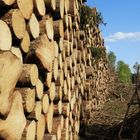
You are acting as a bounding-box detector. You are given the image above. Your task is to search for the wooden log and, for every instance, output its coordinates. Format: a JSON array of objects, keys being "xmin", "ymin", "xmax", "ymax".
[
  {"xmin": 61, "ymin": 128, "xmax": 69, "ymax": 140},
  {"xmin": 79, "ymin": 83, "xmax": 84, "ymax": 95},
  {"xmin": 52, "ymin": 58, "xmax": 58, "ymax": 81},
  {"xmin": 43, "ymin": 134, "xmax": 56, "ymax": 140},
  {"xmin": 12, "ymin": 9, "xmax": 26, "ymax": 39},
  {"xmin": 66, "ymin": 71, "xmax": 71, "ymax": 89},
  {"xmin": 42, "ymin": 94, "xmax": 49, "ymax": 114},
  {"xmin": 21, "ymin": 120, "xmax": 36, "ymax": 140},
  {"xmin": 39, "ymin": 14, "xmax": 54, "ymax": 40},
  {"xmin": 70, "ymin": 93, "xmax": 76, "ymax": 111},
  {"xmin": 86, "ymin": 66, "xmax": 93, "ymax": 78},
  {"xmin": 63, "ymin": 79, "xmax": 68, "ymax": 96},
  {"xmin": 0, "ymin": 0, "xmax": 16, "ymax": 5},
  {"xmin": 63, "ymin": 60, "xmax": 68, "ymax": 78},
  {"xmin": 62, "ymin": 88, "xmax": 71, "ymax": 102},
  {"xmin": 70, "ymin": 66, "xmax": 77, "ymax": 76},
  {"xmin": 62, "ymin": 47, "xmax": 66, "ymax": 61},
  {"xmin": 27, "ymin": 101, "xmax": 42, "ymax": 121},
  {"xmin": 64, "ymin": 117, "xmax": 69, "ymax": 129},
  {"xmin": 17, "ymin": 0, "xmax": 33, "ymax": 19},
  {"xmin": 77, "ymin": 40, "xmax": 83, "ymax": 50},
  {"xmin": 53, "ymin": 101, "xmax": 62, "ymax": 116},
  {"xmin": 63, "ymin": 40, "xmax": 70, "ymax": 57},
  {"xmin": 1, "ymin": 9, "xmax": 26, "ymax": 39},
  {"xmin": 77, "ymin": 50, "xmax": 81, "ymax": 63},
  {"xmin": 11, "ymin": 46, "xmax": 23, "ymax": 63},
  {"xmin": 25, "ymin": 34, "xmax": 54, "ymax": 72},
  {"xmin": 56, "ymin": 70, "xmax": 64, "ymax": 87},
  {"xmin": 64, "ymin": 0, "xmax": 69, "ymax": 14},
  {"xmin": 83, "ymin": 100, "xmax": 91, "ymax": 119},
  {"xmin": 68, "ymin": 15, "xmax": 72, "ymax": 30},
  {"xmin": 36, "ymin": 114, "xmax": 46, "ymax": 140},
  {"xmin": 72, "ymin": 20, "xmax": 79, "ymax": 30},
  {"xmin": 0, "ymin": 20, "xmax": 12, "ymax": 50},
  {"xmin": 45, "ymin": 102, "xmax": 54, "ymax": 133},
  {"xmin": 44, "ymin": 0, "xmax": 56, "ymax": 11},
  {"xmin": 54, "ymin": 41, "xmax": 59, "ymax": 58},
  {"xmin": 46, "ymin": 82, "xmax": 55, "ymax": 101},
  {"xmin": 62, "ymin": 103, "xmax": 70, "ymax": 117},
  {"xmin": 52, "ymin": 121, "xmax": 61, "ymax": 140},
  {"xmin": 69, "ymin": 30, "xmax": 73, "ymax": 43},
  {"xmin": 69, "ymin": 111, "xmax": 73, "ymax": 127},
  {"xmin": 69, "ymin": 0, "xmax": 77, "ymax": 16},
  {"xmin": 53, "ymin": 20, "xmax": 64, "ymax": 40},
  {"xmin": 58, "ymin": 53, "xmax": 63, "ymax": 69},
  {"xmin": 71, "ymin": 76, "xmax": 75, "ymax": 90},
  {"xmin": 80, "ymin": 30, "xmax": 85, "ymax": 40},
  {"xmin": 33, "ymin": 0, "xmax": 46, "ymax": 16},
  {"xmin": 0, "ymin": 51, "xmax": 22, "ymax": 116},
  {"xmin": 20, "ymin": 31, "xmax": 30, "ymax": 53},
  {"xmin": 71, "ymin": 53, "xmax": 76, "ymax": 67},
  {"xmin": 27, "ymin": 13, "xmax": 40, "ymax": 39},
  {"xmin": 0, "ymin": 91, "xmax": 26, "ymax": 140},
  {"xmin": 54, "ymin": 86, "xmax": 62, "ymax": 103},
  {"xmin": 58, "ymin": 37, "xmax": 63, "ymax": 51},
  {"xmin": 63, "ymin": 14, "xmax": 68, "ymax": 29},
  {"xmin": 35, "ymin": 79, "xmax": 43, "ymax": 100},
  {"xmin": 53, "ymin": 0, "xmax": 64, "ymax": 20},
  {"xmin": 44, "ymin": 72, "xmax": 52, "ymax": 88},
  {"xmin": 81, "ymin": 49, "xmax": 86, "ymax": 63},
  {"xmin": 74, "ymin": 30, "xmax": 80, "ymax": 40},
  {"xmin": 17, "ymin": 64, "xmax": 39, "ymax": 87},
  {"xmin": 60, "ymin": 115, "xmax": 64, "ymax": 129},
  {"xmin": 66, "ymin": 57, "xmax": 72, "ymax": 70},
  {"xmin": 16, "ymin": 88, "xmax": 35, "ymax": 113},
  {"xmin": 64, "ymin": 29, "xmax": 69, "ymax": 41}
]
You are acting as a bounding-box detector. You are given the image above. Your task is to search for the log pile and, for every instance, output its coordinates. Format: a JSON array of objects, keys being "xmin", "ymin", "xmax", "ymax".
[
  {"xmin": 0, "ymin": 1, "xmax": 113, "ymax": 140},
  {"xmin": 80, "ymin": 23, "xmax": 115, "ymax": 127}
]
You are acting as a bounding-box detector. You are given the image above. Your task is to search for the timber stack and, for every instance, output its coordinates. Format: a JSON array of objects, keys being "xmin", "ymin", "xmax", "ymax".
[{"xmin": 0, "ymin": 0, "xmax": 113, "ymax": 140}]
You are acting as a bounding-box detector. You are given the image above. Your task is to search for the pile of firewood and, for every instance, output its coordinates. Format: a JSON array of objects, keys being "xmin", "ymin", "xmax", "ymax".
[{"xmin": 0, "ymin": 0, "xmax": 113, "ymax": 140}]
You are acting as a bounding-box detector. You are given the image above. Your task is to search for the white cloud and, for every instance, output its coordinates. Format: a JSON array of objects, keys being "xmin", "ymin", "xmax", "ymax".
[{"xmin": 105, "ymin": 32, "xmax": 140, "ymax": 42}]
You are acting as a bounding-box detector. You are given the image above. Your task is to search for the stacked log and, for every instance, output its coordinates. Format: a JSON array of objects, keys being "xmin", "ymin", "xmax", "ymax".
[{"xmin": 0, "ymin": 1, "xmax": 113, "ymax": 140}]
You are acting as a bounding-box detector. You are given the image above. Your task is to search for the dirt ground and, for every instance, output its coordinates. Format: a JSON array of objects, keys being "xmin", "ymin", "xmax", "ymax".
[{"xmin": 80, "ymin": 84, "xmax": 140, "ymax": 140}]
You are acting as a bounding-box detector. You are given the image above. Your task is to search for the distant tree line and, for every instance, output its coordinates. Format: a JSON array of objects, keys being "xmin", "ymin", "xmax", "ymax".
[{"xmin": 107, "ymin": 51, "xmax": 132, "ymax": 84}]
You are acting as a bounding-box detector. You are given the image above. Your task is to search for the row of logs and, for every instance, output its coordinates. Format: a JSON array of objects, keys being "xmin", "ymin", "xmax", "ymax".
[{"xmin": 0, "ymin": 0, "xmax": 113, "ymax": 140}]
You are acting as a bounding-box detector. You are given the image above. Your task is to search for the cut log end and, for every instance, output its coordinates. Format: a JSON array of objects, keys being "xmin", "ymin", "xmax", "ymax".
[
  {"xmin": 17, "ymin": 0, "xmax": 33, "ymax": 19},
  {"xmin": 0, "ymin": 20, "xmax": 12, "ymax": 51}
]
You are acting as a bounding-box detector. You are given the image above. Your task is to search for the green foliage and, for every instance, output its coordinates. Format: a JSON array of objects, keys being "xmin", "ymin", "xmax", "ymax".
[
  {"xmin": 80, "ymin": 5, "xmax": 106, "ymax": 29},
  {"xmin": 108, "ymin": 51, "xmax": 116, "ymax": 71},
  {"xmin": 91, "ymin": 47, "xmax": 106, "ymax": 59},
  {"xmin": 117, "ymin": 60, "xmax": 132, "ymax": 84}
]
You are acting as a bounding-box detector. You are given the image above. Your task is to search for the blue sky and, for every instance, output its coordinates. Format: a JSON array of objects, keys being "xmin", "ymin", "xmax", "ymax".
[{"xmin": 86, "ymin": 0, "xmax": 140, "ymax": 71}]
